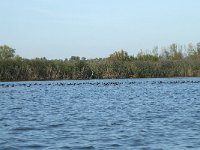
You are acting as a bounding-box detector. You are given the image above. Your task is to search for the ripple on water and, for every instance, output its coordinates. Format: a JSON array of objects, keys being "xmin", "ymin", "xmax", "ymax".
[
  {"xmin": 1, "ymin": 78, "xmax": 200, "ymax": 149},
  {"xmin": 11, "ymin": 127, "xmax": 37, "ymax": 132},
  {"xmin": 9, "ymin": 107, "xmax": 23, "ymax": 110},
  {"xmin": 20, "ymin": 144, "xmax": 48, "ymax": 149},
  {"xmin": 1, "ymin": 146, "xmax": 20, "ymax": 150},
  {"xmin": 60, "ymin": 145, "xmax": 95, "ymax": 150}
]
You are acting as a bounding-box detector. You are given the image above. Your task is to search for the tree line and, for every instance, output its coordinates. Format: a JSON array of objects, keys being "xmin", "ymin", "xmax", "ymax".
[{"xmin": 0, "ymin": 43, "xmax": 200, "ymax": 81}]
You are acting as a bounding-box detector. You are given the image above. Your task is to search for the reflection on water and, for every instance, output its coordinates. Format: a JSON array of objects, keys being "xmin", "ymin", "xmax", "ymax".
[{"xmin": 1, "ymin": 78, "xmax": 200, "ymax": 150}]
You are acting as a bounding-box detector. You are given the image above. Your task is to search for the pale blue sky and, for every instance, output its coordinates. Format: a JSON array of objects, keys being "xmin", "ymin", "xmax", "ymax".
[{"xmin": 0, "ymin": 0, "xmax": 200, "ymax": 59}]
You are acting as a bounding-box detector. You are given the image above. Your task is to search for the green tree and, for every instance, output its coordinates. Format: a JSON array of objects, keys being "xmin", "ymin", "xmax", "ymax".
[
  {"xmin": 109, "ymin": 50, "xmax": 129, "ymax": 61},
  {"xmin": 69, "ymin": 56, "xmax": 80, "ymax": 61},
  {"xmin": 0, "ymin": 45, "xmax": 15, "ymax": 60},
  {"xmin": 197, "ymin": 42, "xmax": 200, "ymax": 55},
  {"xmin": 152, "ymin": 46, "xmax": 159, "ymax": 57},
  {"xmin": 169, "ymin": 43, "xmax": 183, "ymax": 60},
  {"xmin": 187, "ymin": 43, "xmax": 195, "ymax": 56},
  {"xmin": 160, "ymin": 47, "xmax": 170, "ymax": 60},
  {"xmin": 137, "ymin": 51, "xmax": 158, "ymax": 62}
]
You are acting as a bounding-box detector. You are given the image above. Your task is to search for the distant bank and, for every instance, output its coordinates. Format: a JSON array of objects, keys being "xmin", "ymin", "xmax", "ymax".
[{"xmin": 1, "ymin": 43, "xmax": 200, "ymax": 82}]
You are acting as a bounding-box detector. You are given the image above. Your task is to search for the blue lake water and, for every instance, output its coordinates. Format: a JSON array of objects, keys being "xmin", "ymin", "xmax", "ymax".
[{"xmin": 1, "ymin": 78, "xmax": 200, "ymax": 150}]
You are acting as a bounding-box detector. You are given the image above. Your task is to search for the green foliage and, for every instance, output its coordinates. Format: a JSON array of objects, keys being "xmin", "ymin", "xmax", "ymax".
[
  {"xmin": 137, "ymin": 52, "xmax": 159, "ymax": 62},
  {"xmin": 69, "ymin": 56, "xmax": 80, "ymax": 61},
  {"xmin": 109, "ymin": 50, "xmax": 129, "ymax": 61},
  {"xmin": 187, "ymin": 43, "xmax": 196, "ymax": 56},
  {"xmin": 197, "ymin": 42, "xmax": 200, "ymax": 55},
  {"xmin": 1, "ymin": 42, "xmax": 200, "ymax": 81},
  {"xmin": 0, "ymin": 45, "xmax": 15, "ymax": 60}
]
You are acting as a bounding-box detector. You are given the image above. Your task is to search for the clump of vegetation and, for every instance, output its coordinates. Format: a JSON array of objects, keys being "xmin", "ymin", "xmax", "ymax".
[{"xmin": 1, "ymin": 43, "xmax": 200, "ymax": 81}]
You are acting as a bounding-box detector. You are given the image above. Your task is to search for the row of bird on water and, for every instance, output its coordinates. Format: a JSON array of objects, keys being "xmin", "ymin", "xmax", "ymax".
[{"xmin": 1, "ymin": 80, "xmax": 200, "ymax": 88}]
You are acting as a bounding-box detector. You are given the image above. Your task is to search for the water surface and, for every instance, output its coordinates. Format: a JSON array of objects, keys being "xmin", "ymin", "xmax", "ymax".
[{"xmin": 1, "ymin": 78, "xmax": 200, "ymax": 150}]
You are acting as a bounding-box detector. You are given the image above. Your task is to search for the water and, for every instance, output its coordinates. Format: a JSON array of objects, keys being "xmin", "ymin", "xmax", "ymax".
[{"xmin": 1, "ymin": 78, "xmax": 200, "ymax": 150}]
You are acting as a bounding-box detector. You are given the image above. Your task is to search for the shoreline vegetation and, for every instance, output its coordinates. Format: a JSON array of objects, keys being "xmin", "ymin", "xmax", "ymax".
[{"xmin": 1, "ymin": 43, "xmax": 200, "ymax": 82}]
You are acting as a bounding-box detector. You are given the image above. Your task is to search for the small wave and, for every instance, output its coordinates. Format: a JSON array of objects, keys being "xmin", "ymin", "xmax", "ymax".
[
  {"xmin": 110, "ymin": 143, "xmax": 122, "ymax": 147},
  {"xmin": 0, "ymin": 139, "xmax": 7, "ymax": 145},
  {"xmin": 21, "ymin": 144, "xmax": 47, "ymax": 149},
  {"xmin": 12, "ymin": 127, "xmax": 36, "ymax": 132},
  {"xmin": 60, "ymin": 145, "xmax": 95, "ymax": 150},
  {"xmin": 48, "ymin": 123, "xmax": 65, "ymax": 128},
  {"xmin": 1, "ymin": 146, "xmax": 20, "ymax": 150},
  {"xmin": 75, "ymin": 146, "xmax": 95, "ymax": 150},
  {"xmin": 10, "ymin": 107, "xmax": 23, "ymax": 110},
  {"xmin": 60, "ymin": 146, "xmax": 71, "ymax": 149},
  {"xmin": 0, "ymin": 117, "xmax": 7, "ymax": 121}
]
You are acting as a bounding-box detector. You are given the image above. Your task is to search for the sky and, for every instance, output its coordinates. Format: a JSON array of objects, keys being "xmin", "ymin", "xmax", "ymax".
[{"xmin": 0, "ymin": 0, "xmax": 200, "ymax": 59}]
